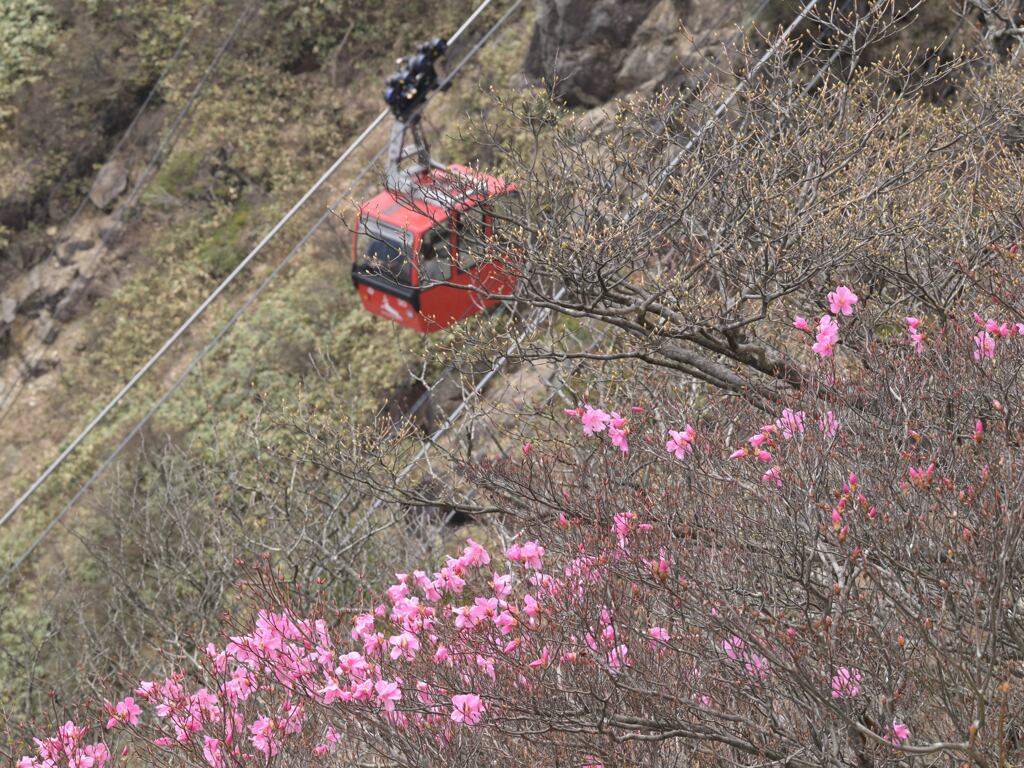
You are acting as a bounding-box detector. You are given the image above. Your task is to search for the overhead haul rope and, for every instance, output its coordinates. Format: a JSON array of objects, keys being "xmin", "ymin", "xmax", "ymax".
[{"xmin": 0, "ymin": 0, "xmax": 523, "ymax": 578}]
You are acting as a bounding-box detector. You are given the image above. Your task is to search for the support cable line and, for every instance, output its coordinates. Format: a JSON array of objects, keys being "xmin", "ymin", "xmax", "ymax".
[
  {"xmin": 120, "ymin": 3, "xmax": 258, "ymax": 214},
  {"xmin": 0, "ymin": 0, "xmax": 521, "ymax": 576},
  {"xmin": 0, "ymin": 0, "xmax": 504, "ymax": 531},
  {"xmin": 640, "ymin": 0, "xmax": 822, "ymax": 208}
]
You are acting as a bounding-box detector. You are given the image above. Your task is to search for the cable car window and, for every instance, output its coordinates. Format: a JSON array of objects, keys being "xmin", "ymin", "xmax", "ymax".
[
  {"xmin": 357, "ymin": 232, "xmax": 412, "ymax": 285},
  {"xmin": 419, "ymin": 225, "xmax": 452, "ymax": 284},
  {"xmin": 456, "ymin": 206, "xmax": 488, "ymax": 270}
]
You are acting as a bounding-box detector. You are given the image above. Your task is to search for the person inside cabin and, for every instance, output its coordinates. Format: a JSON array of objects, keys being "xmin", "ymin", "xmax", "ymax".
[{"xmin": 420, "ymin": 226, "xmax": 452, "ymax": 284}]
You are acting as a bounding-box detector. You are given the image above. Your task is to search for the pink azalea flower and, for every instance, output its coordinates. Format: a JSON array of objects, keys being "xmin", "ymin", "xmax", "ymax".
[
  {"xmin": 813, "ymin": 314, "xmax": 840, "ymax": 357},
  {"xmin": 529, "ymin": 646, "xmax": 552, "ymax": 668},
  {"xmin": 973, "ymin": 330, "xmax": 996, "ymax": 360},
  {"xmin": 375, "ymin": 680, "xmax": 402, "ymax": 711},
  {"xmin": 608, "ymin": 413, "xmax": 629, "ymax": 453},
  {"xmin": 249, "ymin": 717, "xmax": 279, "ymax": 759},
  {"xmin": 581, "ymin": 406, "xmax": 611, "ymax": 435},
  {"xmin": 819, "ymin": 410, "xmax": 841, "ymax": 438},
  {"xmin": 776, "ymin": 409, "xmax": 806, "ymax": 440},
  {"xmin": 793, "ymin": 315, "xmax": 809, "ymax": 331},
  {"xmin": 744, "ymin": 653, "xmax": 770, "ymax": 680},
  {"xmin": 905, "ymin": 316, "xmax": 925, "ymax": 353},
  {"xmin": 105, "ymin": 697, "xmax": 141, "ymax": 730},
  {"xmin": 386, "ymin": 580, "xmax": 409, "ymax": 603},
  {"xmin": 135, "ymin": 681, "xmax": 157, "ymax": 700},
  {"xmin": 451, "ymin": 694, "xmax": 485, "ymax": 725},
  {"xmin": 469, "ymin": 596, "xmax": 499, "ymax": 624},
  {"xmin": 985, "ymin": 319, "xmax": 1012, "ymax": 337},
  {"xmin": 494, "ymin": 610, "xmax": 518, "ymax": 635},
  {"xmin": 388, "ymin": 631, "xmax": 420, "ymax": 661},
  {"xmin": 828, "ymin": 285, "xmax": 859, "ymax": 316},
  {"xmin": 202, "ymin": 736, "xmax": 224, "ymax": 768},
  {"xmin": 461, "ymin": 538, "xmax": 491, "ymax": 567},
  {"xmin": 890, "ymin": 720, "xmax": 910, "ymax": 744},
  {"xmin": 490, "ymin": 572, "xmax": 512, "ymax": 598},
  {"xmin": 648, "ymin": 626, "xmax": 670, "ymax": 645},
  {"xmin": 762, "ymin": 466, "xmax": 782, "ymax": 487},
  {"xmin": 665, "ymin": 425, "xmax": 696, "ymax": 460},
  {"xmin": 831, "ymin": 667, "xmax": 862, "ymax": 698},
  {"xmin": 507, "ymin": 541, "xmax": 544, "ymax": 568},
  {"xmin": 476, "ymin": 654, "xmax": 496, "ymax": 680},
  {"xmin": 522, "ymin": 594, "xmax": 541, "ymax": 622},
  {"xmin": 613, "ymin": 512, "xmax": 634, "ymax": 547},
  {"xmin": 723, "ymin": 635, "xmax": 745, "ymax": 660},
  {"xmin": 607, "ymin": 643, "xmax": 630, "ymax": 672}
]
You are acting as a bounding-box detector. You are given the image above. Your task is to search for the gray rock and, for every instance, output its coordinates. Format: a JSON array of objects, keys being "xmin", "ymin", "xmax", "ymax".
[
  {"xmin": 27, "ymin": 356, "xmax": 58, "ymax": 378},
  {"xmin": 617, "ymin": 0, "xmax": 686, "ymax": 93},
  {"xmin": 1, "ymin": 296, "xmax": 16, "ymax": 324},
  {"xmin": 526, "ymin": 0, "xmax": 661, "ymax": 106},
  {"xmin": 56, "ymin": 238, "xmax": 95, "ymax": 265},
  {"xmin": 36, "ymin": 314, "xmax": 60, "ymax": 345},
  {"xmin": 17, "ymin": 261, "xmax": 77, "ymax": 318},
  {"xmin": 54, "ymin": 275, "xmax": 89, "ymax": 322},
  {"xmin": 88, "ymin": 160, "xmax": 129, "ymax": 211},
  {"xmin": 525, "ymin": 0, "xmax": 746, "ymax": 105}
]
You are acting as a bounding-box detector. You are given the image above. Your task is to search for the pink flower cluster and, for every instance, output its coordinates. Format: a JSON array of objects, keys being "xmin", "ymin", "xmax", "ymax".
[
  {"xmin": 905, "ymin": 316, "xmax": 924, "ymax": 354},
  {"xmin": 88, "ymin": 534, "xmax": 673, "ymax": 763},
  {"xmin": 794, "ymin": 284, "xmax": 859, "ymax": 358},
  {"xmin": 25, "ymin": 385, "xmax": 961, "ymax": 762},
  {"xmin": 565, "ymin": 405, "xmax": 631, "ymax": 453},
  {"xmin": 830, "ymin": 667, "xmax": 862, "ymax": 698},
  {"xmin": 665, "ymin": 424, "xmax": 696, "ymax": 460},
  {"xmin": 19, "ymin": 721, "xmax": 110, "ymax": 768},
  {"xmin": 451, "ymin": 693, "xmax": 484, "ymax": 725},
  {"xmin": 908, "ymin": 462, "xmax": 936, "ymax": 489},
  {"xmin": 971, "ymin": 313, "xmax": 1024, "ymax": 361},
  {"xmin": 827, "ymin": 471, "xmax": 876, "ymax": 542},
  {"xmin": 890, "ymin": 720, "xmax": 911, "ymax": 744},
  {"xmin": 104, "ymin": 697, "xmax": 141, "ymax": 730},
  {"xmin": 722, "ymin": 635, "xmax": 770, "ymax": 681},
  {"xmin": 728, "ymin": 409, "xmax": 841, "ymax": 487}
]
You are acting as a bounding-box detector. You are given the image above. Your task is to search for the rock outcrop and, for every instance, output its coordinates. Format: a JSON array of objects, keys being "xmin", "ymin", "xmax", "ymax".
[
  {"xmin": 525, "ymin": 0, "xmax": 750, "ymax": 106},
  {"xmin": 88, "ymin": 159, "xmax": 129, "ymax": 210}
]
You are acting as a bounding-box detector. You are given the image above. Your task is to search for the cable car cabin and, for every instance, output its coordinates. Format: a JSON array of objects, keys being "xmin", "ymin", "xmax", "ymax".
[{"xmin": 351, "ymin": 164, "xmax": 517, "ymax": 333}]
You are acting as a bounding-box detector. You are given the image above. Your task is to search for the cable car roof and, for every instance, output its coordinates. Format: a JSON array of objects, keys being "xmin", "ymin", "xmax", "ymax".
[{"xmin": 358, "ymin": 165, "xmax": 513, "ymax": 234}]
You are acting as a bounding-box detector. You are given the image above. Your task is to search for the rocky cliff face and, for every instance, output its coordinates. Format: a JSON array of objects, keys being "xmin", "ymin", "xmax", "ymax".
[{"xmin": 524, "ymin": 0, "xmax": 751, "ymax": 106}]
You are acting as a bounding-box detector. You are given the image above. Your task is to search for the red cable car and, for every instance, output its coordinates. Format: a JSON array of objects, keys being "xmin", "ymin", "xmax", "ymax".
[{"xmin": 351, "ymin": 38, "xmax": 518, "ymax": 333}]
